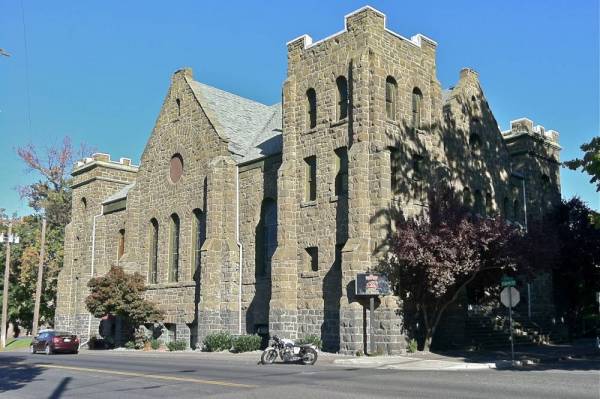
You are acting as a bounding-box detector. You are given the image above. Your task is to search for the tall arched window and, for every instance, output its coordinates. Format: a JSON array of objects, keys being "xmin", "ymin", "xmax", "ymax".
[
  {"xmin": 513, "ymin": 199, "xmax": 520, "ymax": 222},
  {"xmin": 306, "ymin": 88, "xmax": 317, "ymax": 129},
  {"xmin": 336, "ymin": 76, "xmax": 348, "ymax": 121},
  {"xmin": 334, "ymin": 147, "xmax": 348, "ymax": 196},
  {"xmin": 385, "ymin": 77, "xmax": 397, "ymax": 120},
  {"xmin": 191, "ymin": 209, "xmax": 205, "ymax": 280},
  {"xmin": 412, "ymin": 87, "xmax": 423, "ymax": 129},
  {"xmin": 169, "ymin": 213, "xmax": 180, "ymax": 283},
  {"xmin": 503, "ymin": 197, "xmax": 510, "ymax": 219},
  {"xmin": 149, "ymin": 218, "xmax": 158, "ymax": 284},
  {"xmin": 81, "ymin": 197, "xmax": 87, "ymax": 211},
  {"xmin": 176, "ymin": 98, "xmax": 181, "ymax": 116},
  {"xmin": 256, "ymin": 199, "xmax": 277, "ymax": 277}
]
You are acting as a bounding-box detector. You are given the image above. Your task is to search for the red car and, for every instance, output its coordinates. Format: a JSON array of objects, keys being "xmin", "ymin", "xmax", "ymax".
[{"xmin": 31, "ymin": 330, "xmax": 79, "ymax": 354}]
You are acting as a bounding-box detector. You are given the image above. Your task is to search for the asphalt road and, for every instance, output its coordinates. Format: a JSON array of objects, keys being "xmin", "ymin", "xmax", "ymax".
[{"xmin": 1, "ymin": 351, "xmax": 598, "ymax": 399}]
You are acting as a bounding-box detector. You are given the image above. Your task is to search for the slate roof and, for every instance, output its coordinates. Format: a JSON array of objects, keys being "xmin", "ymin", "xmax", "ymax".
[
  {"xmin": 188, "ymin": 80, "xmax": 282, "ymax": 164},
  {"xmin": 101, "ymin": 183, "xmax": 135, "ymax": 204}
]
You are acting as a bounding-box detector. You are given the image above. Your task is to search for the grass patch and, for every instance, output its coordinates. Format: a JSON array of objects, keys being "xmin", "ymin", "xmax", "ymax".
[{"xmin": 2, "ymin": 337, "xmax": 32, "ymax": 351}]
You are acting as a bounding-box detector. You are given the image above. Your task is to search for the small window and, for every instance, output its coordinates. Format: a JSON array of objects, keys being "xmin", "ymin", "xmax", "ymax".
[
  {"xmin": 169, "ymin": 213, "xmax": 180, "ymax": 283},
  {"xmin": 256, "ymin": 199, "xmax": 277, "ymax": 277},
  {"xmin": 334, "ymin": 147, "xmax": 348, "ymax": 196},
  {"xmin": 336, "ymin": 76, "xmax": 348, "ymax": 121},
  {"xmin": 306, "ymin": 247, "xmax": 318, "ymax": 272},
  {"xmin": 413, "ymin": 154, "xmax": 424, "ymax": 180},
  {"xmin": 463, "ymin": 187, "xmax": 472, "ymax": 207},
  {"xmin": 474, "ymin": 190, "xmax": 484, "ymax": 215},
  {"xmin": 176, "ymin": 98, "xmax": 181, "ymax": 116},
  {"xmin": 485, "ymin": 192, "xmax": 493, "ymax": 216},
  {"xmin": 306, "ymin": 88, "xmax": 317, "ymax": 129},
  {"xmin": 117, "ymin": 229, "xmax": 125, "ymax": 260},
  {"xmin": 541, "ymin": 174, "xmax": 550, "ymax": 190},
  {"xmin": 469, "ymin": 133, "xmax": 481, "ymax": 156},
  {"xmin": 503, "ymin": 197, "xmax": 510, "ymax": 219},
  {"xmin": 81, "ymin": 197, "xmax": 87, "ymax": 211},
  {"xmin": 513, "ymin": 199, "xmax": 520, "ymax": 222},
  {"xmin": 412, "ymin": 88, "xmax": 423, "ymax": 129},
  {"xmin": 149, "ymin": 219, "xmax": 159, "ymax": 284},
  {"xmin": 304, "ymin": 156, "xmax": 317, "ymax": 202},
  {"xmin": 385, "ymin": 77, "xmax": 397, "ymax": 120}
]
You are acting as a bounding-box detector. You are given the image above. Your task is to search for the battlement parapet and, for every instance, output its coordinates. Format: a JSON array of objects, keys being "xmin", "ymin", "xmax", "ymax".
[
  {"xmin": 502, "ymin": 118, "xmax": 560, "ymax": 147},
  {"xmin": 73, "ymin": 152, "xmax": 139, "ymax": 176}
]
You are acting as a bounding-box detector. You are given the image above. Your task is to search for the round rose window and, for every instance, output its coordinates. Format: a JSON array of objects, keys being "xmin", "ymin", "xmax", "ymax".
[{"xmin": 169, "ymin": 153, "xmax": 184, "ymax": 183}]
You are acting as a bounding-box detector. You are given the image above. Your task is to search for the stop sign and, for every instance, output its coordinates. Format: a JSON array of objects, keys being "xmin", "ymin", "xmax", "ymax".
[{"xmin": 500, "ymin": 287, "xmax": 520, "ymax": 308}]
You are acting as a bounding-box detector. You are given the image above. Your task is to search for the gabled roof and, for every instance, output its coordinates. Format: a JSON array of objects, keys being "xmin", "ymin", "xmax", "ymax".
[
  {"xmin": 101, "ymin": 183, "xmax": 135, "ymax": 205},
  {"xmin": 188, "ymin": 80, "xmax": 282, "ymax": 164}
]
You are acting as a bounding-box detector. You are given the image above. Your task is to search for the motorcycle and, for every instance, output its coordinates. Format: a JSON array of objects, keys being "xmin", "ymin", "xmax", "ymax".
[{"xmin": 260, "ymin": 335, "xmax": 318, "ymax": 365}]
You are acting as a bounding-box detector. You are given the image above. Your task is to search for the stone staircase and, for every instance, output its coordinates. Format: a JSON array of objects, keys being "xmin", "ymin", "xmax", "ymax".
[{"xmin": 465, "ymin": 310, "xmax": 552, "ymax": 350}]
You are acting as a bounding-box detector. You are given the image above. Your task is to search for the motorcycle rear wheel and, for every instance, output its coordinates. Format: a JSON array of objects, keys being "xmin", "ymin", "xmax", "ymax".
[
  {"xmin": 261, "ymin": 348, "xmax": 277, "ymax": 364},
  {"xmin": 300, "ymin": 348, "xmax": 318, "ymax": 365}
]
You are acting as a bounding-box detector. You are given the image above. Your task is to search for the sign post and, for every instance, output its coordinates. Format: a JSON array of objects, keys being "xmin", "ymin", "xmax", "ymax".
[
  {"xmin": 355, "ymin": 273, "xmax": 391, "ymax": 355},
  {"xmin": 500, "ymin": 285, "xmax": 520, "ymax": 365}
]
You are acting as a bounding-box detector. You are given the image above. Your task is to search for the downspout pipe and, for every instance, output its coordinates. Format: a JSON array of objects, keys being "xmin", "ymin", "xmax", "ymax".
[
  {"xmin": 81, "ymin": 206, "xmax": 103, "ymax": 349},
  {"xmin": 236, "ymin": 166, "xmax": 243, "ymax": 335}
]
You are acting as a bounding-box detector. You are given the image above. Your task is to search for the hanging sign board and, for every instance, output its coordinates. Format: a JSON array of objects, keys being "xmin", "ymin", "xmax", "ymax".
[{"xmin": 355, "ymin": 273, "xmax": 391, "ymax": 296}]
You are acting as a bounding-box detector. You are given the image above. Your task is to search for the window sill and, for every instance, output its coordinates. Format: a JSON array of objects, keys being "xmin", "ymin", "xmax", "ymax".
[
  {"xmin": 330, "ymin": 118, "xmax": 348, "ymax": 128},
  {"xmin": 329, "ymin": 194, "xmax": 347, "ymax": 202},
  {"xmin": 304, "ymin": 128, "xmax": 317, "ymax": 134},
  {"xmin": 145, "ymin": 281, "xmax": 196, "ymax": 290},
  {"xmin": 301, "ymin": 271, "xmax": 319, "ymax": 278},
  {"xmin": 300, "ymin": 200, "xmax": 317, "ymax": 208}
]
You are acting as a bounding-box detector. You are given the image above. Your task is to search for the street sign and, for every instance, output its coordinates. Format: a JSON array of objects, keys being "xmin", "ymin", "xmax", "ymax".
[
  {"xmin": 501, "ymin": 276, "xmax": 516, "ymax": 288},
  {"xmin": 355, "ymin": 273, "xmax": 391, "ymax": 296},
  {"xmin": 501, "ymin": 287, "xmax": 520, "ymax": 308}
]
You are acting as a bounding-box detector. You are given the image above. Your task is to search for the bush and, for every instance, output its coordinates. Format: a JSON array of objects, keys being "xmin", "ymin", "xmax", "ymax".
[
  {"xmin": 150, "ymin": 339, "xmax": 160, "ymax": 350},
  {"xmin": 231, "ymin": 335, "xmax": 261, "ymax": 353},
  {"xmin": 88, "ymin": 335, "xmax": 98, "ymax": 350},
  {"xmin": 167, "ymin": 340, "xmax": 187, "ymax": 351},
  {"xmin": 296, "ymin": 334, "xmax": 322, "ymax": 350},
  {"xmin": 202, "ymin": 332, "xmax": 233, "ymax": 352},
  {"xmin": 124, "ymin": 341, "xmax": 136, "ymax": 349},
  {"xmin": 406, "ymin": 338, "xmax": 418, "ymax": 353}
]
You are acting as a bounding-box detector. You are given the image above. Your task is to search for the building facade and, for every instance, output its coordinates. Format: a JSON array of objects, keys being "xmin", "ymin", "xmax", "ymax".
[{"xmin": 55, "ymin": 6, "xmax": 561, "ymax": 354}]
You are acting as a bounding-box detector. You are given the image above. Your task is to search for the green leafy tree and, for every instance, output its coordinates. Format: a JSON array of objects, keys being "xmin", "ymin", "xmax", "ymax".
[
  {"xmin": 85, "ymin": 266, "xmax": 163, "ymax": 337},
  {"xmin": 564, "ymin": 136, "xmax": 600, "ymax": 192}
]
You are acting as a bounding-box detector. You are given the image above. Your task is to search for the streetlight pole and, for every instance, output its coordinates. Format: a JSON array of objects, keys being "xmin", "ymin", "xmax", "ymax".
[
  {"xmin": 1, "ymin": 222, "xmax": 15, "ymax": 349},
  {"xmin": 32, "ymin": 218, "xmax": 47, "ymax": 336}
]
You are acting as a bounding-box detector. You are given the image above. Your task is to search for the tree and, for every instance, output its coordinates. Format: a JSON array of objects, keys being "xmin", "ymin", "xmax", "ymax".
[
  {"xmin": 85, "ymin": 266, "xmax": 163, "ymax": 337},
  {"xmin": 564, "ymin": 136, "xmax": 600, "ymax": 192},
  {"xmin": 550, "ymin": 197, "xmax": 600, "ymax": 337},
  {"xmin": 377, "ymin": 191, "xmax": 547, "ymax": 351}
]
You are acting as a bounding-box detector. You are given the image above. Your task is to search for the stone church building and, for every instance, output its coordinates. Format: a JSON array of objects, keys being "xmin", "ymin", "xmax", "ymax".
[{"xmin": 55, "ymin": 6, "xmax": 561, "ymax": 354}]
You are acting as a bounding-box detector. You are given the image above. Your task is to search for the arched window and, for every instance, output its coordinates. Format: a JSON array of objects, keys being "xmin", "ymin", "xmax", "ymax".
[
  {"xmin": 256, "ymin": 199, "xmax": 277, "ymax": 277},
  {"xmin": 463, "ymin": 187, "xmax": 472, "ymax": 208},
  {"xmin": 469, "ymin": 133, "xmax": 482, "ymax": 156},
  {"xmin": 176, "ymin": 98, "xmax": 181, "ymax": 116},
  {"xmin": 503, "ymin": 197, "xmax": 510, "ymax": 219},
  {"xmin": 334, "ymin": 147, "xmax": 348, "ymax": 196},
  {"xmin": 513, "ymin": 199, "xmax": 520, "ymax": 222},
  {"xmin": 474, "ymin": 190, "xmax": 484, "ymax": 215},
  {"xmin": 117, "ymin": 229, "xmax": 125, "ymax": 260},
  {"xmin": 385, "ymin": 76, "xmax": 397, "ymax": 120},
  {"xmin": 149, "ymin": 219, "xmax": 158, "ymax": 284},
  {"xmin": 191, "ymin": 209, "xmax": 205, "ymax": 280},
  {"xmin": 412, "ymin": 87, "xmax": 423, "ymax": 129},
  {"xmin": 169, "ymin": 213, "xmax": 180, "ymax": 283},
  {"xmin": 336, "ymin": 76, "xmax": 348, "ymax": 121},
  {"xmin": 81, "ymin": 197, "xmax": 87, "ymax": 211},
  {"xmin": 306, "ymin": 88, "xmax": 317, "ymax": 129}
]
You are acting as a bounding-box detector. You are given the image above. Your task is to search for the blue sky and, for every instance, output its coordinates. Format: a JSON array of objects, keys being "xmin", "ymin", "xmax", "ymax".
[{"xmin": 1, "ymin": 0, "xmax": 598, "ymax": 215}]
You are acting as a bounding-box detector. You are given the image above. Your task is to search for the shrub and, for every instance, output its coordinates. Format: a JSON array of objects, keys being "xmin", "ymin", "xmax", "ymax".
[
  {"xmin": 150, "ymin": 339, "xmax": 160, "ymax": 350},
  {"xmin": 124, "ymin": 341, "xmax": 136, "ymax": 349},
  {"xmin": 88, "ymin": 335, "xmax": 98, "ymax": 350},
  {"xmin": 231, "ymin": 335, "xmax": 261, "ymax": 353},
  {"xmin": 296, "ymin": 334, "xmax": 322, "ymax": 350},
  {"xmin": 406, "ymin": 338, "xmax": 418, "ymax": 353},
  {"xmin": 167, "ymin": 340, "xmax": 187, "ymax": 351},
  {"xmin": 202, "ymin": 332, "xmax": 232, "ymax": 352}
]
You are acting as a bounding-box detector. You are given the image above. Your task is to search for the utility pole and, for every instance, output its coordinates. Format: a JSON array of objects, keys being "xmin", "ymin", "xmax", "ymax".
[
  {"xmin": 32, "ymin": 218, "xmax": 47, "ymax": 336},
  {"xmin": 1, "ymin": 222, "xmax": 17, "ymax": 349}
]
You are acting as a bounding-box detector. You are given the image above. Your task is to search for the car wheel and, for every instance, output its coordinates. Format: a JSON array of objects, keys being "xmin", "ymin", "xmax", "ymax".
[{"xmin": 45, "ymin": 344, "xmax": 53, "ymax": 355}]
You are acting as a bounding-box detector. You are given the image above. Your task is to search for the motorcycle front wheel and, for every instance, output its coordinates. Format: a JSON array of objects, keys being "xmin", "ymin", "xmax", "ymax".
[
  {"xmin": 261, "ymin": 348, "xmax": 277, "ymax": 364},
  {"xmin": 300, "ymin": 348, "xmax": 318, "ymax": 365}
]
